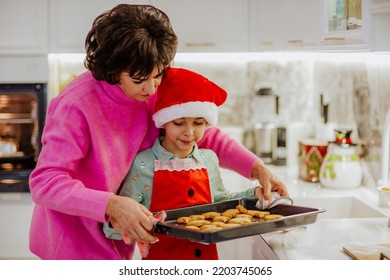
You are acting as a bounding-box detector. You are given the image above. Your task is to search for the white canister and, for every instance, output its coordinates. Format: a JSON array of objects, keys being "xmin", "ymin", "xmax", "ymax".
[{"xmin": 319, "ymin": 129, "xmax": 362, "ymax": 189}]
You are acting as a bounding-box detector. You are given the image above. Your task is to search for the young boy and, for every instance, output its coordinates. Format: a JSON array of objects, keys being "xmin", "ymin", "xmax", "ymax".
[{"xmin": 104, "ymin": 67, "xmax": 260, "ymax": 260}]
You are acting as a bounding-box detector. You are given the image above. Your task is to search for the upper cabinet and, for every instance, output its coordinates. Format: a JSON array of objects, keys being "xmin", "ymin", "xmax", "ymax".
[
  {"xmin": 49, "ymin": 0, "xmax": 149, "ymax": 53},
  {"xmin": 0, "ymin": 0, "xmax": 388, "ymax": 54},
  {"xmin": 250, "ymin": 0, "xmax": 320, "ymax": 51},
  {"xmin": 250, "ymin": 0, "xmax": 288, "ymax": 51},
  {"xmin": 150, "ymin": 0, "xmax": 249, "ymax": 52},
  {"xmin": 0, "ymin": 0, "xmax": 48, "ymax": 55},
  {"xmin": 370, "ymin": 0, "xmax": 390, "ymax": 51},
  {"xmin": 319, "ymin": 0, "xmax": 369, "ymax": 51},
  {"xmin": 250, "ymin": 0, "xmax": 369, "ymax": 52}
]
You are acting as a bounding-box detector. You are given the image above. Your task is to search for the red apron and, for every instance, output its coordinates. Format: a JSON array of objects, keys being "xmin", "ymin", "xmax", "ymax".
[{"xmin": 143, "ymin": 158, "xmax": 218, "ymax": 260}]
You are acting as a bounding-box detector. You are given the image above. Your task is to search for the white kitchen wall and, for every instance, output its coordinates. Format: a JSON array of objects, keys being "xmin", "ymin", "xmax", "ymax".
[
  {"xmin": 173, "ymin": 52, "xmax": 390, "ymax": 186},
  {"xmin": 50, "ymin": 52, "xmax": 390, "ymax": 186}
]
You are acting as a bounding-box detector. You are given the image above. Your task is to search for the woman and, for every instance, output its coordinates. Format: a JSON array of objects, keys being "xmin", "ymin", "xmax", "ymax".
[{"xmin": 29, "ymin": 4, "xmax": 288, "ymax": 260}]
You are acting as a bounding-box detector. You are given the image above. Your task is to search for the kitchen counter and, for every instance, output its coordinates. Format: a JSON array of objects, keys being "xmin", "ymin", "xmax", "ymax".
[
  {"xmin": 2, "ymin": 165, "xmax": 389, "ymax": 260},
  {"xmin": 217, "ymin": 165, "xmax": 390, "ymax": 260}
]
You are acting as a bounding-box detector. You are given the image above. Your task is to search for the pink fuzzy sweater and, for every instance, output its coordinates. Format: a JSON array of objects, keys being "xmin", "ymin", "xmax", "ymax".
[{"xmin": 29, "ymin": 71, "xmax": 258, "ymax": 259}]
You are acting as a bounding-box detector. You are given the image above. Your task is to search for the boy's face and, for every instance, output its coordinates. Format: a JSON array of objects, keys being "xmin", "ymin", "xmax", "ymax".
[{"xmin": 162, "ymin": 117, "xmax": 207, "ymax": 158}]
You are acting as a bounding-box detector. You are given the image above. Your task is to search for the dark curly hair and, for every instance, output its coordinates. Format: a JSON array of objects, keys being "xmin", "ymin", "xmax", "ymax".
[{"xmin": 84, "ymin": 4, "xmax": 178, "ymax": 84}]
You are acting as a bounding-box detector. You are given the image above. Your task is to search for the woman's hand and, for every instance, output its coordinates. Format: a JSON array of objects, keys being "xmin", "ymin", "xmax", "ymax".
[
  {"xmin": 251, "ymin": 161, "xmax": 289, "ymax": 202},
  {"xmin": 106, "ymin": 194, "xmax": 158, "ymax": 244}
]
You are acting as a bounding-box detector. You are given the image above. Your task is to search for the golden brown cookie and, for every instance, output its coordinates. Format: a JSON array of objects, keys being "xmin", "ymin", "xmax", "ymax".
[
  {"xmin": 189, "ymin": 214, "xmax": 206, "ymax": 221},
  {"xmin": 264, "ymin": 214, "xmax": 284, "ymax": 221},
  {"xmin": 228, "ymin": 217, "xmax": 252, "ymax": 225},
  {"xmin": 176, "ymin": 216, "xmax": 190, "ymax": 224},
  {"xmin": 187, "ymin": 220, "xmax": 211, "ymax": 227},
  {"xmin": 246, "ymin": 210, "xmax": 270, "ymax": 218},
  {"xmin": 213, "ymin": 215, "xmax": 230, "ymax": 223},
  {"xmin": 185, "ymin": 225, "xmax": 201, "ymax": 230},
  {"xmin": 211, "ymin": 221, "xmax": 225, "ymax": 227},
  {"xmin": 236, "ymin": 214, "xmax": 253, "ymax": 220},
  {"xmin": 236, "ymin": 204, "xmax": 248, "ymax": 214},
  {"xmin": 225, "ymin": 208, "xmax": 239, "ymax": 213},
  {"xmin": 200, "ymin": 225, "xmax": 223, "ymax": 231},
  {"xmin": 221, "ymin": 211, "xmax": 238, "ymax": 218},
  {"xmin": 202, "ymin": 212, "xmax": 221, "ymax": 219},
  {"xmin": 220, "ymin": 223, "xmax": 241, "ymax": 229}
]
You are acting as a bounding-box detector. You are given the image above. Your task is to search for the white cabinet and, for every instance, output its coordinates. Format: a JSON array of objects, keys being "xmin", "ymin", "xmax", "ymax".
[
  {"xmin": 250, "ymin": 0, "xmax": 320, "ymax": 51},
  {"xmin": 319, "ymin": 0, "xmax": 370, "ymax": 51},
  {"xmin": 0, "ymin": 0, "xmax": 48, "ymax": 55},
  {"xmin": 249, "ymin": 0, "xmax": 287, "ymax": 51},
  {"xmin": 49, "ymin": 0, "xmax": 149, "ymax": 53},
  {"xmin": 250, "ymin": 0, "xmax": 371, "ymax": 52},
  {"xmin": 0, "ymin": 194, "xmax": 37, "ymax": 259},
  {"xmin": 370, "ymin": 0, "xmax": 390, "ymax": 51},
  {"xmin": 150, "ymin": 0, "xmax": 250, "ymax": 52},
  {"xmin": 286, "ymin": 0, "xmax": 320, "ymax": 50}
]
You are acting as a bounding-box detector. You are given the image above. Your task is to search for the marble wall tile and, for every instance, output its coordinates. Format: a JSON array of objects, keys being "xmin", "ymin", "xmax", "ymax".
[
  {"xmin": 172, "ymin": 53, "xmax": 390, "ymax": 184},
  {"xmin": 172, "ymin": 58, "xmax": 250, "ymax": 127},
  {"xmin": 247, "ymin": 59, "xmax": 316, "ymax": 128}
]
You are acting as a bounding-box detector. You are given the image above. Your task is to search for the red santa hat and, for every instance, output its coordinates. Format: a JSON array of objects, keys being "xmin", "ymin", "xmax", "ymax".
[{"xmin": 153, "ymin": 67, "xmax": 227, "ymax": 128}]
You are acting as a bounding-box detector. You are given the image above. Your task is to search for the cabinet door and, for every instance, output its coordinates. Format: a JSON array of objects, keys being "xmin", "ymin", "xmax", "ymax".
[
  {"xmin": 285, "ymin": 0, "xmax": 320, "ymax": 50},
  {"xmin": 49, "ymin": 0, "xmax": 149, "ymax": 53},
  {"xmin": 250, "ymin": 0, "xmax": 319, "ymax": 51},
  {"xmin": 150, "ymin": 0, "xmax": 249, "ymax": 52},
  {"xmin": 249, "ymin": 0, "xmax": 287, "ymax": 51},
  {"xmin": 0, "ymin": 0, "xmax": 48, "ymax": 55},
  {"xmin": 319, "ymin": 0, "xmax": 369, "ymax": 51},
  {"xmin": 368, "ymin": 0, "xmax": 385, "ymax": 51}
]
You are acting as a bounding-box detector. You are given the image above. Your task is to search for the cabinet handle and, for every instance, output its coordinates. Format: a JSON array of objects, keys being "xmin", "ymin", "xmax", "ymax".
[
  {"xmin": 287, "ymin": 40, "xmax": 303, "ymax": 44},
  {"xmin": 287, "ymin": 40, "xmax": 316, "ymax": 47},
  {"xmin": 323, "ymin": 37, "xmax": 345, "ymax": 41},
  {"xmin": 185, "ymin": 42, "xmax": 215, "ymax": 48}
]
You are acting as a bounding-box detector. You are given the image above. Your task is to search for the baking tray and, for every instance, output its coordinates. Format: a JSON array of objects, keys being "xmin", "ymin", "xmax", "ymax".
[{"xmin": 154, "ymin": 198, "xmax": 325, "ymax": 244}]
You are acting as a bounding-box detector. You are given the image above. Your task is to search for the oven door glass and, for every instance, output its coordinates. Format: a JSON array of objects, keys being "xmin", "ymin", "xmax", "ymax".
[{"xmin": 0, "ymin": 84, "xmax": 46, "ymax": 192}]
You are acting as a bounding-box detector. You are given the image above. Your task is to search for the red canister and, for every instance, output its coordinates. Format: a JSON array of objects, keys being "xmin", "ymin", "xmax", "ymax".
[{"xmin": 298, "ymin": 139, "xmax": 328, "ymax": 183}]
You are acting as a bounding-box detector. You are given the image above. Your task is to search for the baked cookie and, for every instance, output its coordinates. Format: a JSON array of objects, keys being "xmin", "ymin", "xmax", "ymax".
[
  {"xmin": 187, "ymin": 220, "xmax": 211, "ymax": 227},
  {"xmin": 221, "ymin": 211, "xmax": 238, "ymax": 218},
  {"xmin": 202, "ymin": 212, "xmax": 221, "ymax": 219},
  {"xmin": 200, "ymin": 225, "xmax": 223, "ymax": 231},
  {"xmin": 185, "ymin": 225, "xmax": 201, "ymax": 230},
  {"xmin": 224, "ymin": 208, "xmax": 239, "ymax": 214},
  {"xmin": 228, "ymin": 217, "xmax": 252, "ymax": 225},
  {"xmin": 258, "ymin": 211, "xmax": 271, "ymax": 218},
  {"xmin": 211, "ymin": 221, "xmax": 225, "ymax": 227},
  {"xmin": 236, "ymin": 214, "xmax": 253, "ymax": 220},
  {"xmin": 236, "ymin": 204, "xmax": 248, "ymax": 214},
  {"xmin": 177, "ymin": 216, "xmax": 190, "ymax": 224},
  {"xmin": 189, "ymin": 214, "xmax": 206, "ymax": 221},
  {"xmin": 220, "ymin": 223, "xmax": 241, "ymax": 229},
  {"xmin": 213, "ymin": 215, "xmax": 230, "ymax": 223},
  {"xmin": 264, "ymin": 214, "xmax": 284, "ymax": 221}
]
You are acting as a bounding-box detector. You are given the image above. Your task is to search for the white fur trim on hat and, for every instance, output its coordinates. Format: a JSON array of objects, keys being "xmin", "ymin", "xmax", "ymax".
[{"xmin": 153, "ymin": 101, "xmax": 218, "ymax": 128}]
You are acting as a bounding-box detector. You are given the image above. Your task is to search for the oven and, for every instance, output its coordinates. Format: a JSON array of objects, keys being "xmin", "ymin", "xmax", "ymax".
[{"xmin": 0, "ymin": 84, "xmax": 47, "ymax": 192}]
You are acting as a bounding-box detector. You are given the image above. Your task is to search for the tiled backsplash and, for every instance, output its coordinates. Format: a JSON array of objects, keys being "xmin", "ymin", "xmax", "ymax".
[
  {"xmin": 173, "ymin": 52, "xmax": 390, "ymax": 184},
  {"xmin": 52, "ymin": 52, "xmax": 390, "ymax": 185}
]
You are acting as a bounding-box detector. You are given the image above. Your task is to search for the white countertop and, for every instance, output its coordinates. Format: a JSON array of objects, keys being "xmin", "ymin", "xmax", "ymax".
[
  {"xmin": 276, "ymin": 165, "xmax": 390, "ymax": 260},
  {"xmin": 2, "ymin": 165, "xmax": 390, "ymax": 260},
  {"xmin": 218, "ymin": 165, "xmax": 390, "ymax": 260}
]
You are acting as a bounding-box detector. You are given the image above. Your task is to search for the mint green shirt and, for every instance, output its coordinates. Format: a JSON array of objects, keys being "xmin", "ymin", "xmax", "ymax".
[
  {"xmin": 120, "ymin": 137, "xmax": 257, "ymax": 208},
  {"xmin": 103, "ymin": 137, "xmax": 256, "ymax": 239}
]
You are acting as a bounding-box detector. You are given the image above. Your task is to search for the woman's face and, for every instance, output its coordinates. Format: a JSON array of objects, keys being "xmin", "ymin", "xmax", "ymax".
[
  {"xmin": 161, "ymin": 117, "xmax": 207, "ymax": 158},
  {"xmin": 118, "ymin": 67, "xmax": 164, "ymax": 101}
]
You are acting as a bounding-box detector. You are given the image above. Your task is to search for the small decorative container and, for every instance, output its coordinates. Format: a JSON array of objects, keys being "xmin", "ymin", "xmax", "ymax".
[
  {"xmin": 319, "ymin": 129, "xmax": 363, "ymax": 189},
  {"xmin": 377, "ymin": 186, "xmax": 390, "ymax": 207},
  {"xmin": 298, "ymin": 139, "xmax": 328, "ymax": 183}
]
